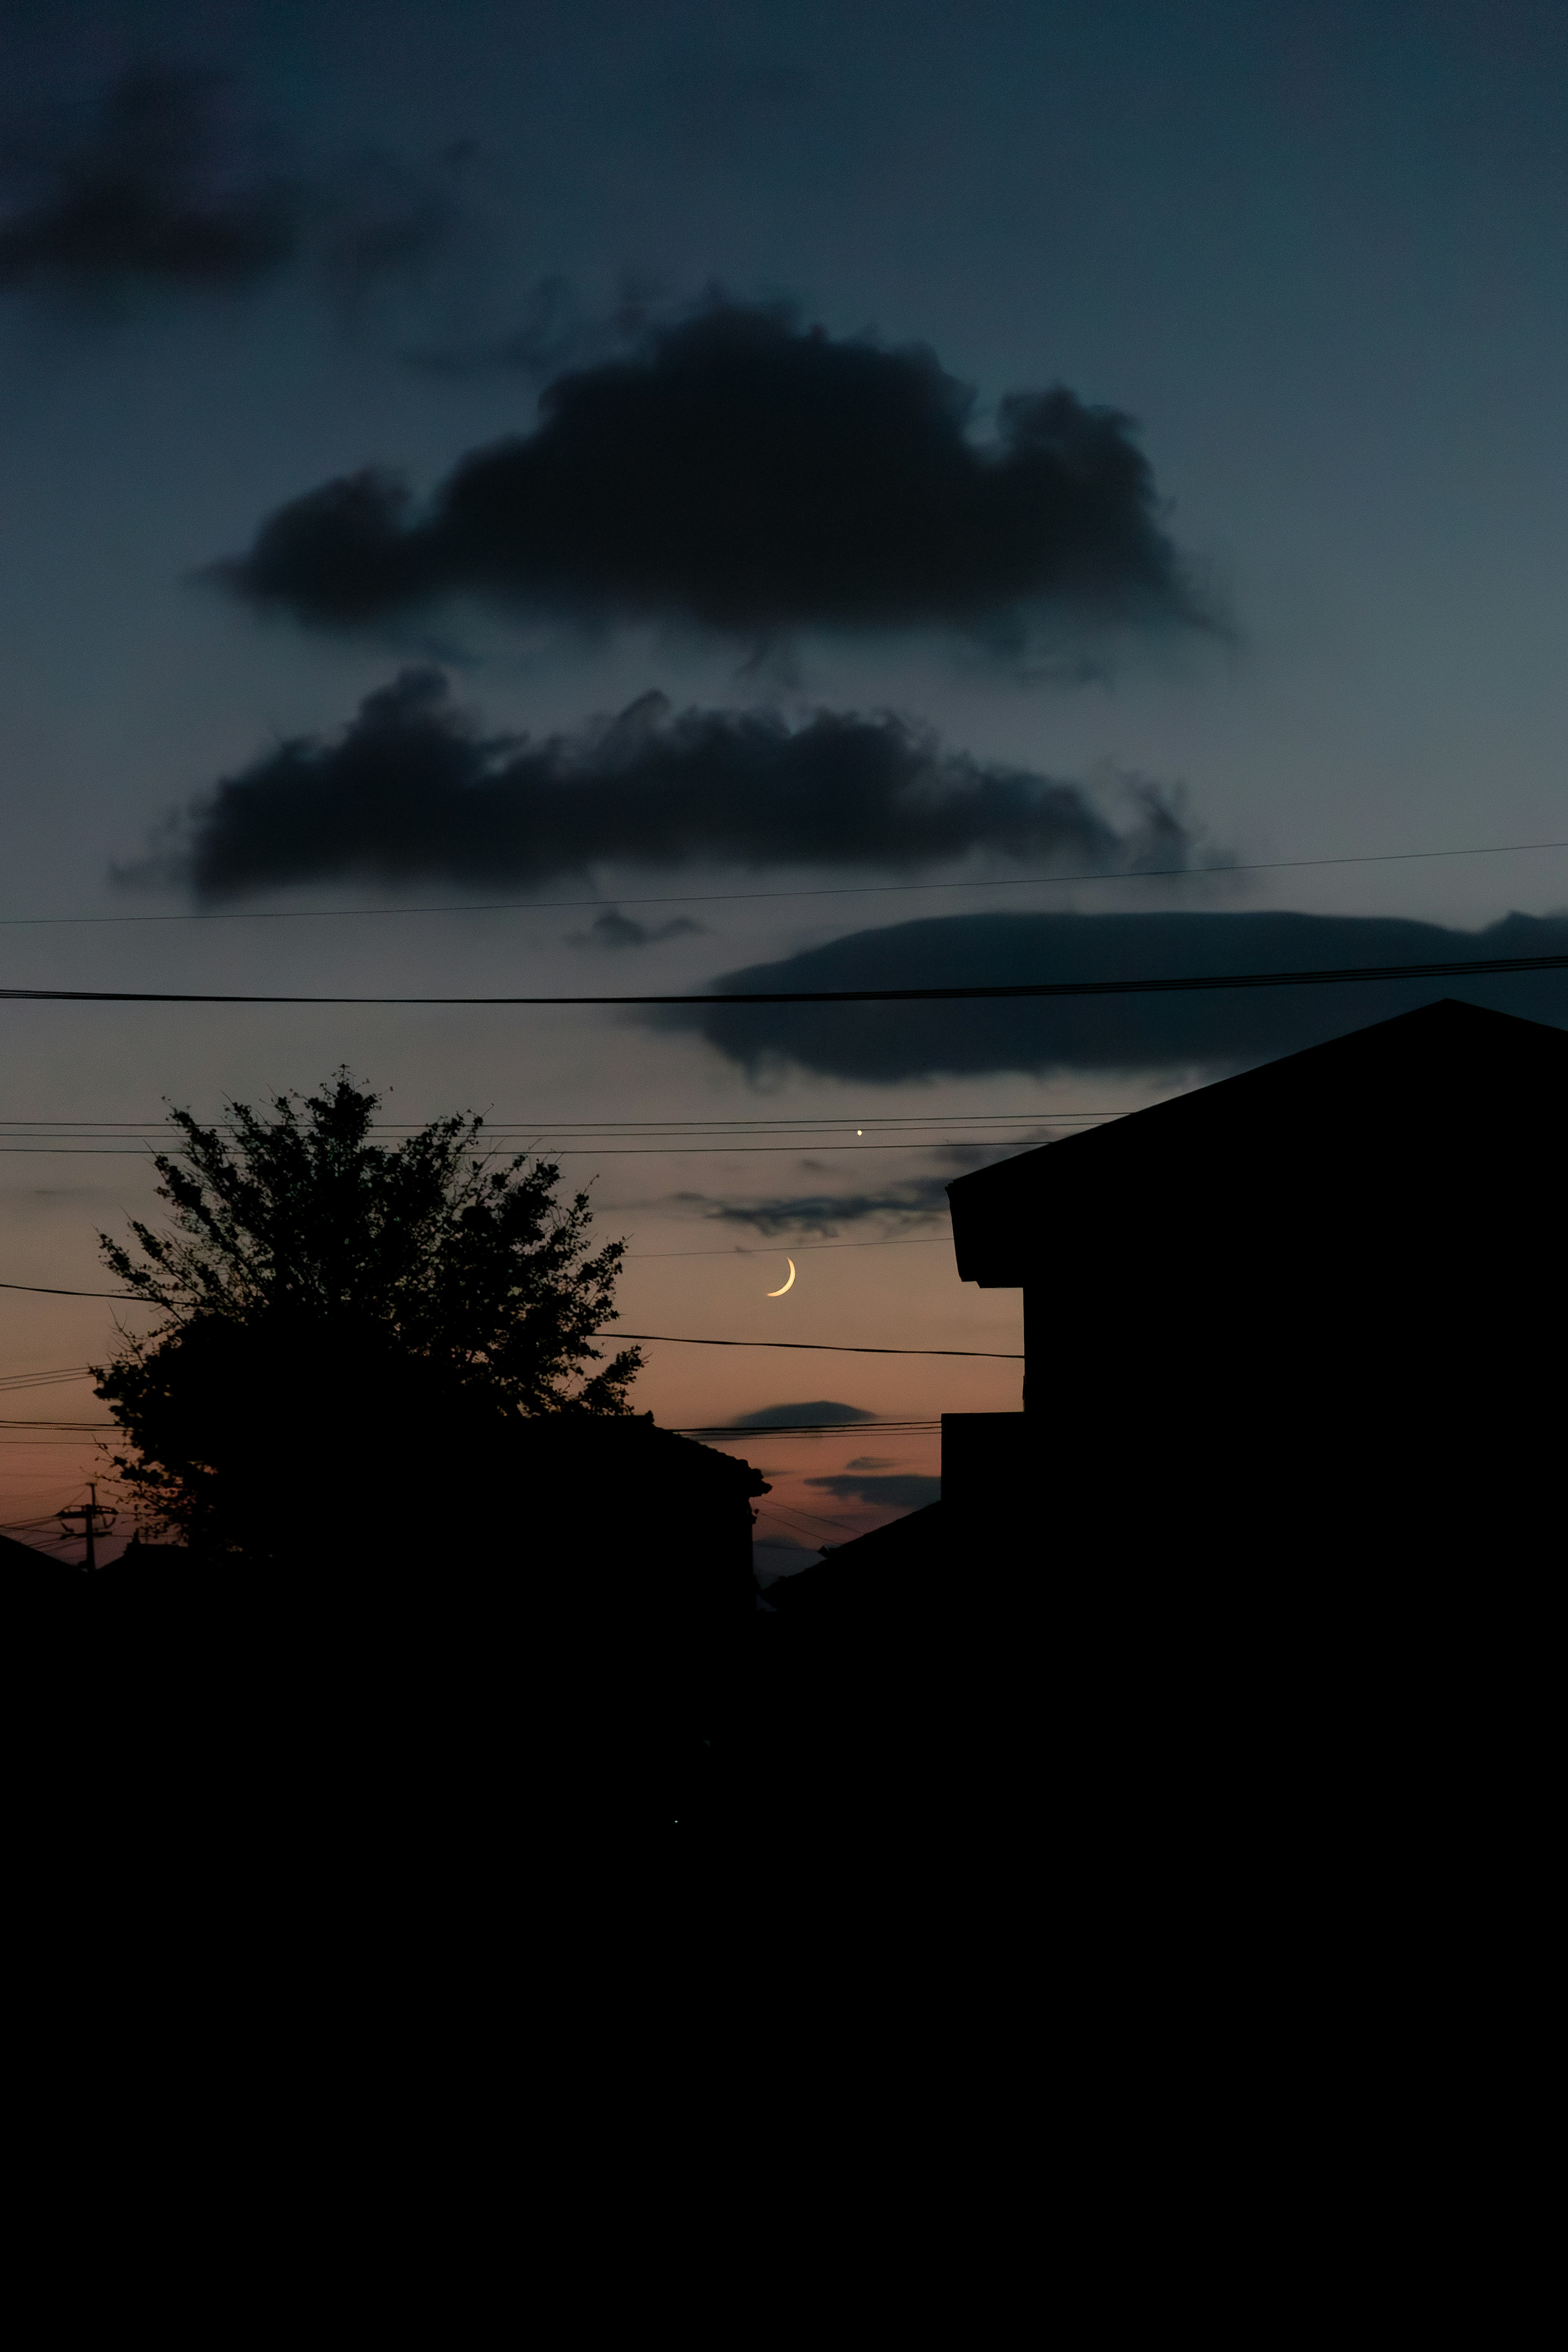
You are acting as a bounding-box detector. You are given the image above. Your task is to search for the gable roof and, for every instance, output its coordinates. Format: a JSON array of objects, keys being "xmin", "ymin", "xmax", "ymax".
[
  {"xmin": 764, "ymin": 1501, "xmax": 947, "ymax": 1623},
  {"xmin": 946, "ymin": 998, "xmax": 1568, "ymax": 1284},
  {"xmin": 0, "ymin": 1530, "xmax": 73, "ymax": 1581}
]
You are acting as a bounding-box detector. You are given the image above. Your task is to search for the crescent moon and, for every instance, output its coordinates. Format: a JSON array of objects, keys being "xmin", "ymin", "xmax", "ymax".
[{"xmin": 766, "ymin": 1258, "xmax": 796, "ymax": 1297}]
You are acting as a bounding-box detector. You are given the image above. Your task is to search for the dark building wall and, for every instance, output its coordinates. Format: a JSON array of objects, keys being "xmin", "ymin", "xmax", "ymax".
[{"xmin": 947, "ymin": 1002, "xmax": 1567, "ymax": 1560}]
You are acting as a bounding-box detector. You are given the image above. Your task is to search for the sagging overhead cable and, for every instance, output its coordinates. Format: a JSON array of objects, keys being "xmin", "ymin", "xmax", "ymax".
[{"xmin": 0, "ymin": 948, "xmax": 1564, "ymax": 1010}]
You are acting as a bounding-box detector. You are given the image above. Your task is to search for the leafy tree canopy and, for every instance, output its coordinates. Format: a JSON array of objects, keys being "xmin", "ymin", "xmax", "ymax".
[{"xmin": 95, "ymin": 1072, "xmax": 642, "ymax": 1552}]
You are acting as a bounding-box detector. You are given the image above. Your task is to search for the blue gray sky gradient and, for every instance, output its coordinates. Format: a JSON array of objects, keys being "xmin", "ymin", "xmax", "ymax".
[{"xmin": 1, "ymin": 0, "xmax": 1564, "ymax": 1554}]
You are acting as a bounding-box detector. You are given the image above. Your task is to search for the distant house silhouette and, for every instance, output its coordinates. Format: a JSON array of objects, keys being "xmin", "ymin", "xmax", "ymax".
[
  {"xmin": 4, "ymin": 1412, "xmax": 768, "ymax": 1834},
  {"xmin": 509, "ymin": 1411, "xmax": 767, "ymax": 1637}
]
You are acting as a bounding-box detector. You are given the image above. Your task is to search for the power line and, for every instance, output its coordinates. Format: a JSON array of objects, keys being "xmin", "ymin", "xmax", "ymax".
[
  {"xmin": 0, "ymin": 1112, "xmax": 1113, "ymax": 1131},
  {"xmin": 0, "ymin": 1241, "xmax": 961, "ymax": 1296},
  {"xmin": 2, "ymin": 835, "xmax": 1564, "ymax": 929},
  {"xmin": 0, "ymin": 1276, "xmax": 1017, "ymax": 1356},
  {"xmin": 0, "ymin": 1296, "xmax": 1020, "ymax": 1349},
  {"xmin": 0, "ymin": 1236, "xmax": 952, "ymax": 1305},
  {"xmin": 1, "ymin": 947, "xmax": 1562, "ymax": 1007},
  {"xmin": 755, "ymin": 1497, "xmax": 864, "ymax": 1538},
  {"xmin": 0, "ymin": 1139, "xmax": 1049, "ymax": 1155},
  {"xmin": 0, "ymin": 1374, "xmax": 952, "ymax": 1420},
  {"xmin": 611, "ymin": 1332, "xmax": 1021, "ymax": 1358},
  {"xmin": 0, "ymin": 1418, "xmax": 115, "ymax": 1428},
  {"xmin": 0, "ymin": 1279, "xmax": 145, "ymax": 1298}
]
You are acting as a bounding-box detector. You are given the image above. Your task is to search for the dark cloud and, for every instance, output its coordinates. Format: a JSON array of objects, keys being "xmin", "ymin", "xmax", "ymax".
[
  {"xmin": 669, "ymin": 1180, "xmax": 954, "ymax": 1237},
  {"xmin": 806, "ymin": 1472, "xmax": 941, "ymax": 1509},
  {"xmin": 659, "ymin": 909, "xmax": 1568, "ymax": 1080},
  {"xmin": 214, "ymin": 299, "xmax": 1209, "ymax": 641},
  {"xmin": 0, "ymin": 67, "xmax": 470, "ymax": 307},
  {"xmin": 153, "ymin": 668, "xmax": 1199, "ymax": 901},
  {"xmin": 0, "ymin": 67, "xmax": 298, "ymax": 294},
  {"xmin": 729, "ymin": 1401, "xmax": 875, "ymax": 1428},
  {"xmin": 566, "ymin": 908, "xmax": 705, "ymax": 950}
]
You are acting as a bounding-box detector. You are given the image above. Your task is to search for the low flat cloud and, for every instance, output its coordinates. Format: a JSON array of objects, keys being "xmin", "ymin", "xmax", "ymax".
[
  {"xmin": 807, "ymin": 1471, "xmax": 940, "ymax": 1509},
  {"xmin": 214, "ymin": 298, "xmax": 1209, "ymax": 641},
  {"xmin": 151, "ymin": 668, "xmax": 1199, "ymax": 900},
  {"xmin": 729, "ymin": 1400, "xmax": 875, "ymax": 1428},
  {"xmin": 669, "ymin": 1179, "xmax": 954, "ymax": 1237},
  {"xmin": 658, "ymin": 908, "xmax": 1568, "ymax": 1079}
]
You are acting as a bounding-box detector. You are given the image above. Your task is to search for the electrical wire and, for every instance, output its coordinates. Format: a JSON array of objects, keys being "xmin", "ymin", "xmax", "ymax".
[
  {"xmin": 610, "ymin": 1332, "xmax": 1020, "ymax": 1357},
  {"xmin": 0, "ymin": 1279, "xmax": 146, "ymax": 1298},
  {"xmin": 0, "ymin": 1240, "xmax": 962, "ymax": 1294},
  {"xmin": 0, "ymin": 1418, "xmax": 115, "ymax": 1428},
  {"xmin": 0, "ymin": 1112, "xmax": 1122, "ymax": 1129},
  {"xmin": 1, "ymin": 833, "xmax": 1563, "ymax": 929},
  {"xmin": 0, "ymin": 1297, "xmax": 1019, "ymax": 1351},
  {"xmin": 755, "ymin": 1497, "xmax": 864, "ymax": 1539},
  {"xmin": 1, "ymin": 947, "xmax": 1564, "ymax": 1006},
  {"xmin": 0, "ymin": 1139, "xmax": 1055, "ymax": 1155}
]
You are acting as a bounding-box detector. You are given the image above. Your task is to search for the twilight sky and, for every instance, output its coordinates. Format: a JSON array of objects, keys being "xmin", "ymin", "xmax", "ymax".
[{"xmin": 2, "ymin": 0, "xmax": 1565, "ymax": 1564}]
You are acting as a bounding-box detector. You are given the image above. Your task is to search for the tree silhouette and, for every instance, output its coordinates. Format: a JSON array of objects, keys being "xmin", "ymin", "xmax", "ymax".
[{"xmin": 94, "ymin": 1072, "xmax": 642, "ymax": 1558}]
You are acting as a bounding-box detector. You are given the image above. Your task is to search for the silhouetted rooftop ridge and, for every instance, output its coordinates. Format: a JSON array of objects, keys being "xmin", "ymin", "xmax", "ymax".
[{"xmin": 947, "ymin": 998, "xmax": 1568, "ymax": 1282}]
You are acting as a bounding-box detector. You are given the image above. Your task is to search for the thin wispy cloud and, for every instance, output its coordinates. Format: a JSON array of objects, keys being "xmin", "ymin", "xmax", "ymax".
[
  {"xmin": 667, "ymin": 1178, "xmax": 954, "ymax": 1237},
  {"xmin": 806, "ymin": 1470, "xmax": 940, "ymax": 1508},
  {"xmin": 565, "ymin": 908, "xmax": 705, "ymax": 951}
]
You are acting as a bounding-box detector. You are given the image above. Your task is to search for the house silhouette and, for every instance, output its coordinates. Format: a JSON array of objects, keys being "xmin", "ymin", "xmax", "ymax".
[
  {"xmin": 744, "ymin": 996, "xmax": 1563, "ymax": 1833},
  {"xmin": 947, "ymin": 995, "xmax": 1564, "ymax": 1553},
  {"xmin": 771, "ymin": 995, "xmax": 1565, "ymax": 1614}
]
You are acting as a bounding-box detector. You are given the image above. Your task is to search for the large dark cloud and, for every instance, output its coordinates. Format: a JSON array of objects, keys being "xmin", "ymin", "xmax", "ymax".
[
  {"xmin": 659, "ymin": 909, "xmax": 1568, "ymax": 1079},
  {"xmin": 214, "ymin": 300, "xmax": 1207, "ymax": 639},
  {"xmin": 0, "ymin": 67, "xmax": 298, "ymax": 293},
  {"xmin": 161, "ymin": 668, "xmax": 1199, "ymax": 902}
]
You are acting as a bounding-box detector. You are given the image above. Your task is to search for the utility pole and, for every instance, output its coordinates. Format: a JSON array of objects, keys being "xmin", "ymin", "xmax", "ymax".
[{"xmin": 58, "ymin": 1481, "xmax": 117, "ymax": 1573}]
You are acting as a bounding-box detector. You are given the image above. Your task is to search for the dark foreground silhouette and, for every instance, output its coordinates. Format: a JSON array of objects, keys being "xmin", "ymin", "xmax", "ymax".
[
  {"xmin": 8, "ymin": 1409, "xmax": 768, "ymax": 1842},
  {"xmin": 7, "ymin": 1000, "xmax": 1561, "ymax": 1864}
]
